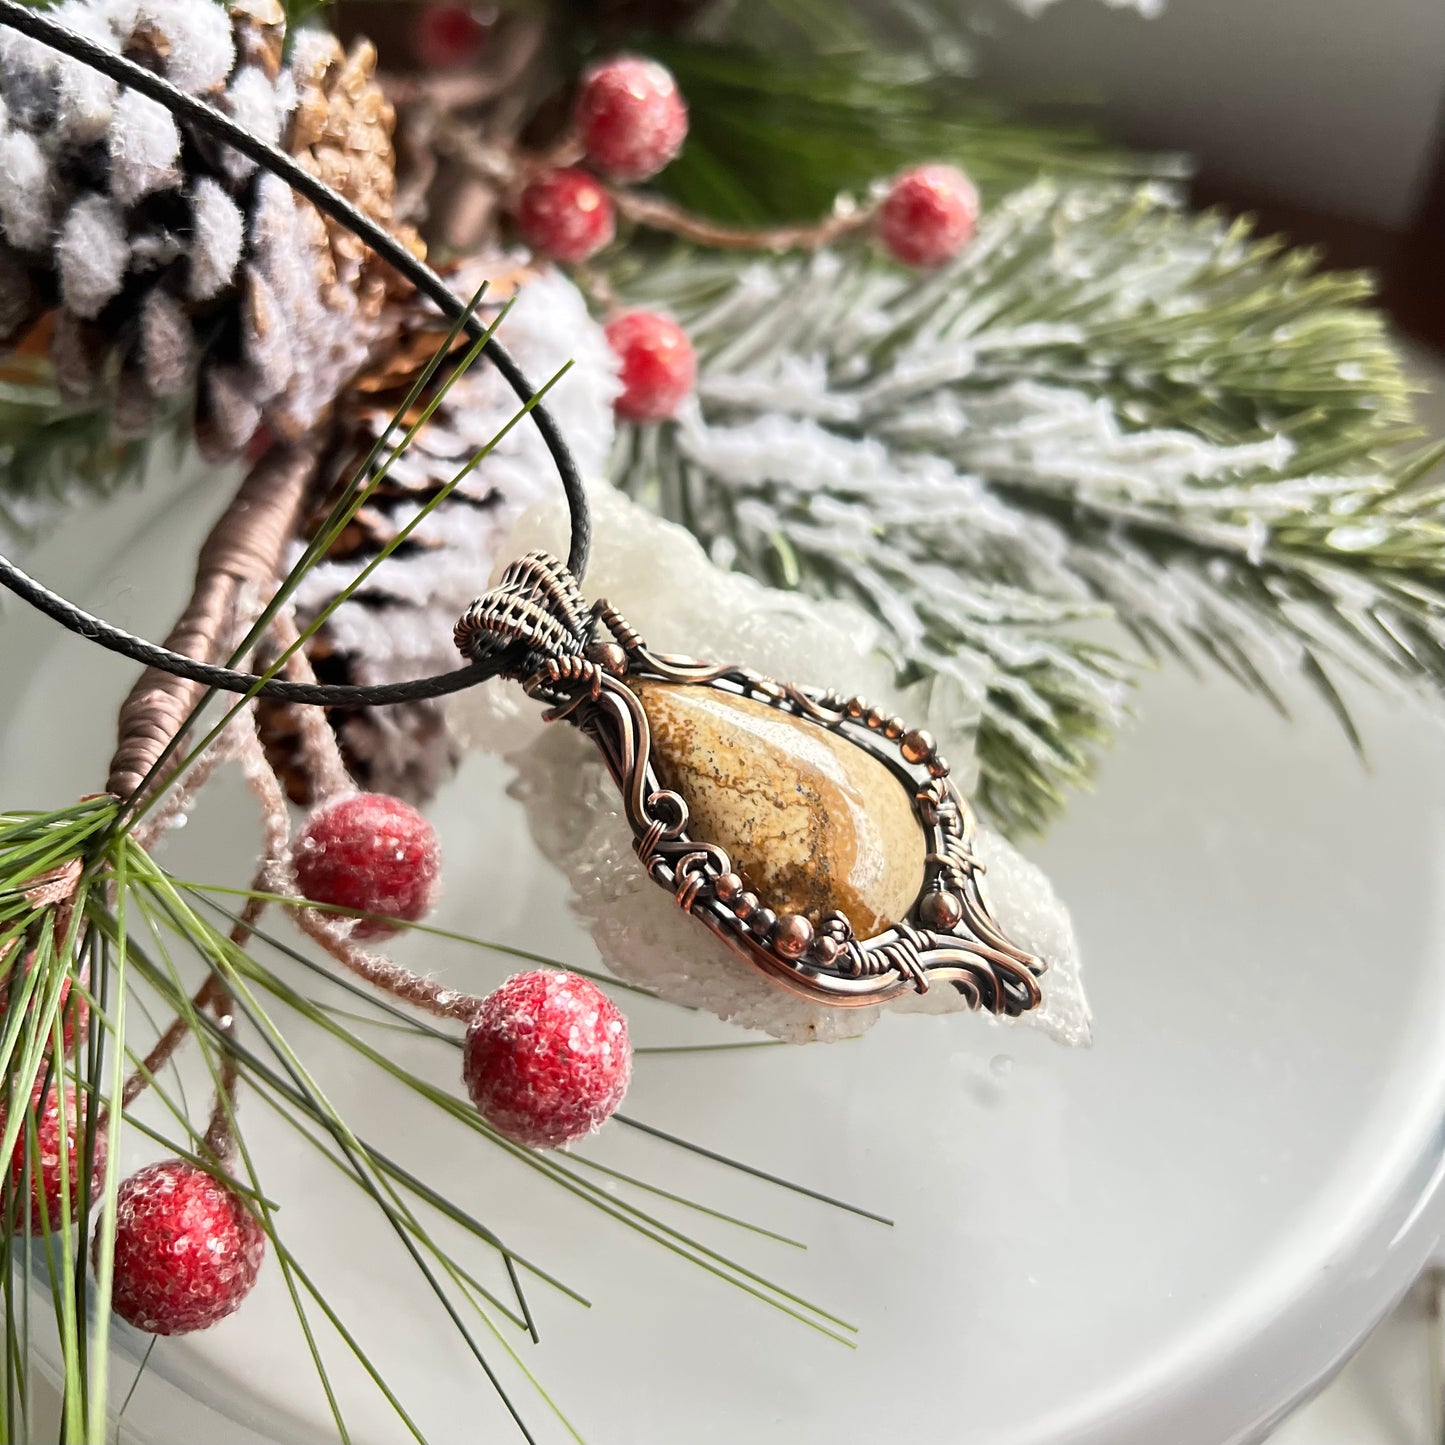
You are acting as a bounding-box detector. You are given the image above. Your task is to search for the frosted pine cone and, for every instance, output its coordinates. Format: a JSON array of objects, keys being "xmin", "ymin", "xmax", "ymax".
[
  {"xmin": 0, "ymin": 0, "xmax": 419, "ymax": 456},
  {"xmin": 258, "ymin": 257, "xmax": 619, "ymax": 803}
]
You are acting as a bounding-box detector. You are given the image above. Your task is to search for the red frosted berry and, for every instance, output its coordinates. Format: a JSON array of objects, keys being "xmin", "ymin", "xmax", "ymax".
[
  {"xmin": 99, "ymin": 1160, "xmax": 265, "ymax": 1336},
  {"xmin": 877, "ymin": 164, "xmax": 980, "ymax": 268},
  {"xmin": 2, "ymin": 1083, "xmax": 106, "ymax": 1235},
  {"xmin": 292, "ymin": 792, "xmax": 440, "ymax": 940},
  {"xmin": 574, "ymin": 56, "xmax": 688, "ymax": 182},
  {"xmin": 0, "ymin": 951, "xmax": 88, "ymax": 1054},
  {"xmin": 463, "ymin": 970, "xmax": 631, "ymax": 1149},
  {"xmin": 605, "ymin": 310, "xmax": 696, "ymax": 423},
  {"xmin": 516, "ymin": 168, "xmax": 616, "ymax": 264},
  {"xmin": 414, "ymin": 3, "xmax": 491, "ymax": 70}
]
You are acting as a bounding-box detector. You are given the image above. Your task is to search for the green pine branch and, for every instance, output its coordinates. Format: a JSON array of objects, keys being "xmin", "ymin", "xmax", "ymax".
[
  {"xmin": 633, "ymin": 0, "xmax": 1183, "ymax": 226},
  {"xmin": 651, "ymin": 38, "xmax": 1182, "ymax": 226},
  {"xmin": 0, "ymin": 378, "xmax": 180, "ymax": 552},
  {"xmin": 605, "ymin": 181, "xmax": 1444, "ymax": 834}
]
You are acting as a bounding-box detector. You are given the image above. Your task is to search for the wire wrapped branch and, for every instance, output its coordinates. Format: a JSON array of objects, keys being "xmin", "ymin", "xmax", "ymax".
[{"xmin": 106, "ymin": 443, "xmax": 320, "ymax": 803}]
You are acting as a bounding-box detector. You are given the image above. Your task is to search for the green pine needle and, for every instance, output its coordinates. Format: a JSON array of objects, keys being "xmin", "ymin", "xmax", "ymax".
[
  {"xmin": 654, "ymin": 39, "xmax": 1182, "ymax": 227},
  {"xmin": 1, "ymin": 799, "xmax": 880, "ymax": 1441}
]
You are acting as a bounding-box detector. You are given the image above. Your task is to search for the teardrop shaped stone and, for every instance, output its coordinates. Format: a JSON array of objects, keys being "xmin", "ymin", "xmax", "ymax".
[{"xmin": 631, "ymin": 680, "xmax": 926, "ymax": 936}]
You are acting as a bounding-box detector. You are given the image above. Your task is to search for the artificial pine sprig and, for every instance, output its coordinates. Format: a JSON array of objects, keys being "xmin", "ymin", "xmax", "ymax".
[
  {"xmin": 1, "ymin": 793, "xmax": 880, "ymax": 1440},
  {"xmin": 606, "ymin": 181, "xmax": 1442, "ymax": 832},
  {"xmin": 0, "ymin": 381, "xmax": 184, "ymax": 552},
  {"xmin": 653, "ymin": 39, "xmax": 1181, "ymax": 227},
  {"xmin": 0, "ymin": 292, "xmax": 882, "ymax": 1445}
]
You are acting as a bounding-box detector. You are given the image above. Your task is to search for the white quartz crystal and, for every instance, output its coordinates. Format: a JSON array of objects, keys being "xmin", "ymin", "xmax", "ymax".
[{"xmin": 449, "ymin": 485, "xmax": 1089, "ymax": 1046}]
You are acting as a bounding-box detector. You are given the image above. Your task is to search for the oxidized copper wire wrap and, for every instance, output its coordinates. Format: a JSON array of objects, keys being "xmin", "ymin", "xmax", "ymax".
[
  {"xmin": 106, "ymin": 442, "xmax": 320, "ymax": 801},
  {"xmin": 457, "ymin": 552, "xmax": 1047, "ymax": 1014}
]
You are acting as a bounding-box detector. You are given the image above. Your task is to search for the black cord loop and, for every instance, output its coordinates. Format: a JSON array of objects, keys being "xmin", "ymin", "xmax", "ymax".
[
  {"xmin": 0, "ymin": 556, "xmax": 509, "ymax": 704},
  {"xmin": 0, "ymin": 0, "xmax": 589, "ymax": 707}
]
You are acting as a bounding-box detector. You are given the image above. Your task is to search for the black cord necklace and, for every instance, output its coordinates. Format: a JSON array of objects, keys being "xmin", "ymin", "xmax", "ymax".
[
  {"xmin": 0, "ymin": 0, "xmax": 1050, "ymax": 1014},
  {"xmin": 0, "ymin": 0, "xmax": 587, "ymax": 708}
]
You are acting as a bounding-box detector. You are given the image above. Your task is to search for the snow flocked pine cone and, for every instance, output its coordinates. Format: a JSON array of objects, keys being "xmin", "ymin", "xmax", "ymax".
[
  {"xmin": 258, "ymin": 256, "xmax": 620, "ymax": 804},
  {"xmin": 0, "ymin": 0, "xmax": 420, "ymax": 456}
]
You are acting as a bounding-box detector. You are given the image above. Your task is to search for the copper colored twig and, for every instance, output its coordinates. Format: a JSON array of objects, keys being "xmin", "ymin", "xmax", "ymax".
[
  {"xmin": 263, "ymin": 611, "xmax": 355, "ymax": 801},
  {"xmin": 235, "ymin": 714, "xmax": 481, "ymax": 1022},
  {"xmin": 200, "ymin": 896, "xmax": 258, "ymax": 1162},
  {"xmin": 106, "ymin": 441, "xmax": 322, "ymax": 803},
  {"xmin": 131, "ymin": 734, "xmax": 236, "ymax": 855},
  {"xmin": 22, "ymin": 858, "xmax": 82, "ymax": 910},
  {"xmin": 121, "ymin": 971, "xmax": 228, "ymax": 1111},
  {"xmin": 293, "ymin": 905, "xmax": 483, "ymax": 1021},
  {"xmin": 611, "ymin": 188, "xmax": 876, "ymax": 253},
  {"xmin": 117, "ymin": 924, "xmax": 241, "ymax": 1166}
]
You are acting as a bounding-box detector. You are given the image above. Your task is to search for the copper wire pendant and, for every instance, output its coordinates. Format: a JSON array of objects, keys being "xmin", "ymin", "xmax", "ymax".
[{"xmin": 456, "ymin": 552, "xmax": 1047, "ymax": 1014}]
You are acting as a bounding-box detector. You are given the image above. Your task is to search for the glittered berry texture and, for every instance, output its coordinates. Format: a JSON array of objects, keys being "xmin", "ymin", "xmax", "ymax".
[
  {"xmin": 464, "ymin": 971, "xmax": 632, "ymax": 1149},
  {"xmin": 877, "ymin": 165, "xmax": 980, "ymax": 268},
  {"xmin": 0, "ymin": 953, "xmax": 88, "ymax": 1055},
  {"xmin": 292, "ymin": 793, "xmax": 441, "ymax": 939},
  {"xmin": 101, "ymin": 1160, "xmax": 265, "ymax": 1336},
  {"xmin": 605, "ymin": 311, "xmax": 696, "ymax": 423},
  {"xmin": 2, "ymin": 1084, "xmax": 106, "ymax": 1235},
  {"xmin": 575, "ymin": 57, "xmax": 688, "ymax": 182},
  {"xmin": 516, "ymin": 169, "xmax": 617, "ymax": 264}
]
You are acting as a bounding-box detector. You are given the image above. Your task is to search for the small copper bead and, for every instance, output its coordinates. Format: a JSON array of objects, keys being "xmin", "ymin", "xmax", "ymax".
[
  {"xmin": 773, "ymin": 913, "xmax": 814, "ymax": 960},
  {"xmin": 810, "ymin": 935, "xmax": 841, "ymax": 967},
  {"xmin": 714, "ymin": 872, "xmax": 744, "ymax": 902},
  {"xmin": 845, "ymin": 697, "xmax": 866, "ymax": 720},
  {"xmin": 883, "ymin": 716, "xmax": 905, "ymax": 740},
  {"xmin": 900, "ymin": 728, "xmax": 936, "ymax": 765},
  {"xmin": 928, "ymin": 755, "xmax": 951, "ymax": 779},
  {"xmin": 865, "ymin": 707, "xmax": 885, "ymax": 730},
  {"xmin": 919, "ymin": 890, "xmax": 964, "ymax": 931},
  {"xmin": 584, "ymin": 641, "xmax": 629, "ymax": 676},
  {"xmin": 748, "ymin": 907, "xmax": 777, "ymax": 938},
  {"xmin": 734, "ymin": 891, "xmax": 759, "ymax": 920}
]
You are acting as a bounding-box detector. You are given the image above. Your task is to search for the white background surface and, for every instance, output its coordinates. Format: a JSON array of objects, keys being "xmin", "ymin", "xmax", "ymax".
[{"xmin": 4, "ymin": 448, "xmax": 1445, "ymax": 1443}]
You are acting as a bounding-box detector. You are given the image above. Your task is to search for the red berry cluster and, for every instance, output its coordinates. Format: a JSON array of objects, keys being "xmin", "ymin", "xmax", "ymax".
[
  {"xmin": 24, "ymin": 803, "xmax": 639, "ymax": 1332},
  {"xmin": 517, "ymin": 56, "xmax": 688, "ymax": 266},
  {"xmin": 504, "ymin": 57, "xmax": 981, "ymax": 423},
  {"xmin": 1, "ymin": 947, "xmax": 99, "ymax": 1236},
  {"xmin": 510, "ymin": 57, "xmax": 698, "ymax": 423}
]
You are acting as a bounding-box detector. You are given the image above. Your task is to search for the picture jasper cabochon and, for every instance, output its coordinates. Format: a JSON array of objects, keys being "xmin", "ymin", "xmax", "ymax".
[{"xmin": 456, "ymin": 551, "xmax": 1048, "ymax": 1015}]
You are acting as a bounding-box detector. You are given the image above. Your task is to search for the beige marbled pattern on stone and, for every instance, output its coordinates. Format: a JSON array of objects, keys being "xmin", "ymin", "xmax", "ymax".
[{"xmin": 632, "ymin": 680, "xmax": 926, "ymax": 936}]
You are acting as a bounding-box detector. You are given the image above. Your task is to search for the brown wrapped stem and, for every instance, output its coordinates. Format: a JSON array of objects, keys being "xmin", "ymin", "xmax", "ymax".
[
  {"xmin": 611, "ymin": 188, "xmax": 876, "ymax": 253},
  {"xmin": 121, "ymin": 972, "xmax": 229, "ymax": 1111},
  {"xmin": 106, "ymin": 443, "xmax": 321, "ymax": 802}
]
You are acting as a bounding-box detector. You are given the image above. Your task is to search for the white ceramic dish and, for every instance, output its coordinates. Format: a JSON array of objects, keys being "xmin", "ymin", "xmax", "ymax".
[{"xmin": 4, "ymin": 462, "xmax": 1445, "ymax": 1445}]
